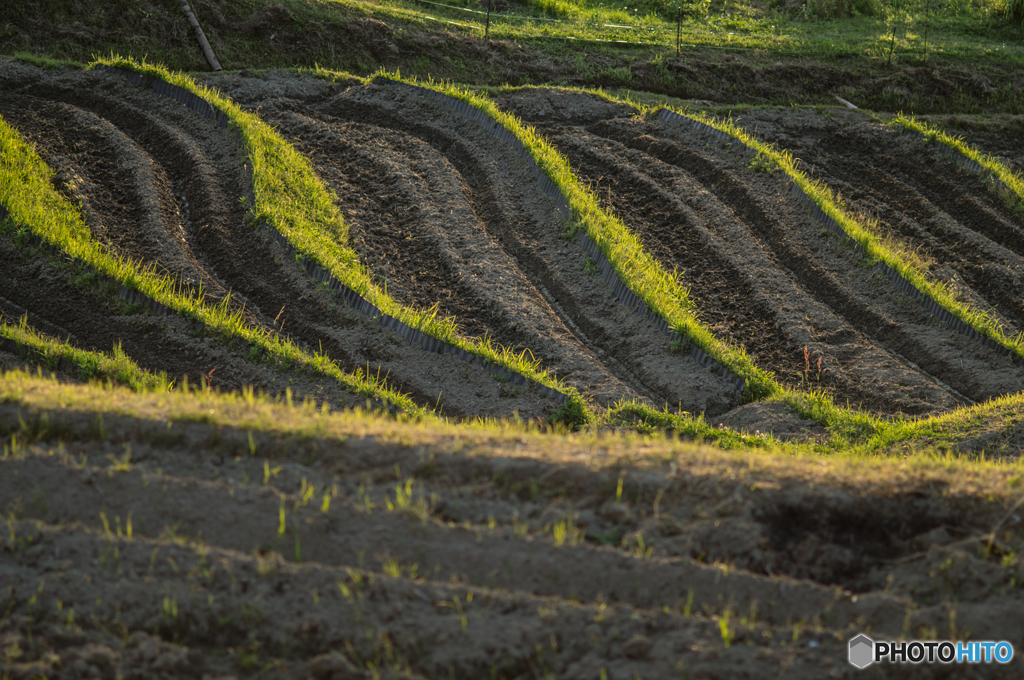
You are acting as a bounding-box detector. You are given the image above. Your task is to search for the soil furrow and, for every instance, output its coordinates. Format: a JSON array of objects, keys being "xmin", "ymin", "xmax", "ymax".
[
  {"xmin": 1, "ymin": 518, "xmax": 855, "ymax": 680},
  {"xmin": 740, "ymin": 112, "xmax": 1024, "ymax": 334},
  {"xmin": 595, "ymin": 117, "xmax": 1024, "ymax": 406},
  {"xmin": 245, "ymin": 84, "xmax": 738, "ymax": 414},
  {"xmin": 0, "ymin": 67, "xmax": 558, "ymax": 418},
  {"xmin": 0, "ymin": 91, "xmax": 236, "ymax": 308},
  {"xmin": 274, "ymin": 99, "xmax": 660, "ymax": 407},
  {"xmin": 0, "ymin": 234, "xmax": 362, "ymax": 404},
  {"xmin": 262, "ymin": 107, "xmax": 554, "ymax": 355},
  {"xmin": 540, "ymin": 123, "xmax": 954, "ymax": 415}
]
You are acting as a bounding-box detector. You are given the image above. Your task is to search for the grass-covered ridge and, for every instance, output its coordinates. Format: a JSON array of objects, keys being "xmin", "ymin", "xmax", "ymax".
[
  {"xmin": 0, "ymin": 110, "xmax": 419, "ymax": 414},
  {"xmin": 656, "ymin": 105, "xmax": 1024, "ymax": 363},
  {"xmin": 891, "ymin": 114, "xmax": 1024, "ymax": 215},
  {"xmin": 368, "ymin": 71, "xmax": 778, "ymax": 401},
  {"xmin": 0, "ymin": 315, "xmax": 172, "ymax": 392},
  {"xmin": 91, "ymin": 55, "xmax": 584, "ymax": 416},
  {"xmin": 5, "ymin": 366, "xmax": 1024, "ymax": 477}
]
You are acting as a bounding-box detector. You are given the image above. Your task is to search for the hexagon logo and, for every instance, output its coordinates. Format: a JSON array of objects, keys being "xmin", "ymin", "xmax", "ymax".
[{"xmin": 849, "ymin": 634, "xmax": 875, "ymax": 669}]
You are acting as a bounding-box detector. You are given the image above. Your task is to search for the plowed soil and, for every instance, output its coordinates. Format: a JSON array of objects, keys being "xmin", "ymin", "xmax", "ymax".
[
  {"xmin": 0, "ymin": 62, "xmax": 561, "ymax": 420},
  {"xmin": 494, "ymin": 89, "xmax": 1024, "ymax": 416},
  {"xmin": 3, "ymin": 381, "xmax": 1024, "ymax": 679},
  {"xmin": 211, "ymin": 75, "xmax": 738, "ymax": 415},
  {"xmin": 736, "ymin": 107, "xmax": 1024, "ymax": 340},
  {"xmin": 6, "ymin": 65, "xmax": 1024, "ymax": 680}
]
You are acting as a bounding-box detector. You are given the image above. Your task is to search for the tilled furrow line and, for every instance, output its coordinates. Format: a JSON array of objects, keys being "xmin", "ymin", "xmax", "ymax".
[
  {"xmin": 0, "ymin": 87, "xmax": 244, "ymax": 315},
  {"xmin": 802, "ymin": 148, "xmax": 1024, "ymax": 333},
  {"xmin": 306, "ymin": 87, "xmax": 737, "ymax": 413},
  {"xmin": 0, "ymin": 450, "xmax": 907, "ymax": 636},
  {"xmin": 0, "ymin": 519, "xmax": 859, "ymax": 680},
  {"xmin": 543, "ymin": 124, "xmax": 952, "ymax": 415},
  {"xmin": 0, "ymin": 234, "xmax": 259, "ymax": 392},
  {"xmin": 598, "ymin": 118, "xmax": 1024, "ymax": 406},
  {"xmin": 262, "ymin": 105, "xmax": 571, "ymax": 366}
]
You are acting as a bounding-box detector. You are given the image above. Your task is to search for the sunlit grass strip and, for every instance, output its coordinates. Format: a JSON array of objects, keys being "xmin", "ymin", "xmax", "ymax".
[
  {"xmin": 0, "ymin": 114, "xmax": 418, "ymax": 414},
  {"xmin": 90, "ymin": 56, "xmax": 578, "ymax": 410},
  {"xmin": 661, "ymin": 106, "xmax": 1024, "ymax": 362},
  {"xmin": 0, "ymin": 315, "xmax": 172, "ymax": 392},
  {"xmin": 890, "ymin": 115, "xmax": 1024, "ymax": 214},
  {"xmin": 376, "ymin": 73, "xmax": 776, "ymax": 400}
]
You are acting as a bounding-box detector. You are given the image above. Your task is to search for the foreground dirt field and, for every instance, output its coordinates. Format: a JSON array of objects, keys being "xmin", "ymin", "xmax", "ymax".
[
  {"xmin": 2, "ymin": 374, "xmax": 1024, "ymax": 679},
  {"xmin": 4, "ymin": 60, "xmax": 1024, "ymax": 677}
]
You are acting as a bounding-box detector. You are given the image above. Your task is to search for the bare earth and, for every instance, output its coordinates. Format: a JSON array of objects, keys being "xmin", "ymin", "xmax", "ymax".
[{"xmin": 3, "ymin": 63, "xmax": 1024, "ymax": 678}]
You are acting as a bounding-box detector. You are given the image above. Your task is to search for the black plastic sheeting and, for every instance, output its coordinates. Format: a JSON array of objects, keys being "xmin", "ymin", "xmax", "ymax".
[
  {"xmin": 103, "ymin": 66, "xmax": 229, "ymax": 128},
  {"xmin": 0, "ymin": 334, "xmax": 82, "ymax": 375},
  {"xmin": 104, "ymin": 67, "xmax": 567, "ymax": 403},
  {"xmin": 658, "ymin": 108, "xmax": 1022, "ymax": 366},
  {"xmin": 900, "ymin": 130, "xmax": 1013, "ymax": 197},
  {"xmin": 374, "ymin": 78, "xmax": 747, "ymax": 393},
  {"xmin": 575, "ymin": 230, "xmax": 747, "ymax": 393},
  {"xmin": 376, "ymin": 77, "xmax": 573, "ymax": 219}
]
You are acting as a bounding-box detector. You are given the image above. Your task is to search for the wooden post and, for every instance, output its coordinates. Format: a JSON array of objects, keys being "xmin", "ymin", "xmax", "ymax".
[
  {"xmin": 923, "ymin": 0, "xmax": 930, "ymax": 59},
  {"xmin": 676, "ymin": 8, "xmax": 681, "ymax": 58},
  {"xmin": 181, "ymin": 1, "xmax": 222, "ymax": 71},
  {"xmin": 485, "ymin": 0, "xmax": 491, "ymax": 43}
]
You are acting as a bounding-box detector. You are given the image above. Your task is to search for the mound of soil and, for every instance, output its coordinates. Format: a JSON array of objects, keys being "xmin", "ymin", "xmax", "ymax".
[
  {"xmin": 203, "ymin": 72, "xmax": 741, "ymax": 415},
  {"xmin": 496, "ymin": 88, "xmax": 1024, "ymax": 416},
  {"xmin": 0, "ymin": 62, "xmax": 563, "ymax": 420},
  {"xmin": 2, "ymin": 380, "xmax": 1024, "ymax": 678}
]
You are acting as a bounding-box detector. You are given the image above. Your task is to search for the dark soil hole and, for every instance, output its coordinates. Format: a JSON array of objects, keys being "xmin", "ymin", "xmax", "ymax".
[{"xmin": 754, "ymin": 492, "xmax": 957, "ymax": 591}]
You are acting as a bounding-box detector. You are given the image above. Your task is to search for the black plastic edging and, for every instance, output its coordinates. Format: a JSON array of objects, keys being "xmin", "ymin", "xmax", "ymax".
[
  {"xmin": 0, "ymin": 333, "xmax": 82, "ymax": 375},
  {"xmin": 900, "ymin": 129, "xmax": 1013, "ymax": 197},
  {"xmin": 374, "ymin": 79, "xmax": 746, "ymax": 393},
  {"xmin": 104, "ymin": 66, "xmax": 567, "ymax": 404},
  {"xmin": 658, "ymin": 108, "xmax": 1022, "ymax": 366},
  {"xmin": 0, "ymin": 196, "xmax": 404, "ymax": 410}
]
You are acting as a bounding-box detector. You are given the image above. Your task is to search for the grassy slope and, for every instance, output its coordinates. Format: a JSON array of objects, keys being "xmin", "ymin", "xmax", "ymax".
[
  {"xmin": 0, "ymin": 113, "xmax": 421, "ymax": 414},
  {"xmin": 0, "ymin": 315, "xmax": 172, "ymax": 392},
  {"xmin": 4, "ymin": 367, "xmax": 1024, "ymax": 489},
  {"xmin": 3, "ymin": 0, "xmax": 1024, "ymax": 114}
]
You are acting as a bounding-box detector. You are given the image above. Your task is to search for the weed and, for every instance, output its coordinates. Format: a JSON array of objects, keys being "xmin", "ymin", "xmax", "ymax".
[
  {"xmin": 748, "ymin": 152, "xmax": 776, "ymax": 174},
  {"xmin": 580, "ymin": 255, "xmax": 600, "ymax": 275},
  {"xmin": 718, "ymin": 608, "xmax": 735, "ymax": 647}
]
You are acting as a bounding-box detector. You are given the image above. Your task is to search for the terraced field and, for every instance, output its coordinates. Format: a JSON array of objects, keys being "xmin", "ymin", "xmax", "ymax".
[
  {"xmin": 497, "ymin": 91, "xmax": 1024, "ymax": 419},
  {"xmin": 4, "ymin": 59, "xmax": 1024, "ymax": 678}
]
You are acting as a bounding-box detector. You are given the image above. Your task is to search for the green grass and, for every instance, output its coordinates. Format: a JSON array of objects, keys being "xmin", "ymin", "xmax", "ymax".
[
  {"xmin": 0, "ymin": 108, "xmax": 420, "ymax": 414},
  {"xmin": 658, "ymin": 105, "xmax": 1024, "ymax": 361},
  {"xmin": 334, "ymin": 0, "xmax": 1024, "ymax": 62},
  {"xmin": 891, "ymin": 114, "xmax": 1024, "ymax": 216},
  {"xmin": 91, "ymin": 56, "xmax": 587, "ymax": 420},
  {"xmin": 0, "ymin": 314, "xmax": 172, "ymax": 392},
  {"xmin": 378, "ymin": 70, "xmax": 778, "ymax": 400}
]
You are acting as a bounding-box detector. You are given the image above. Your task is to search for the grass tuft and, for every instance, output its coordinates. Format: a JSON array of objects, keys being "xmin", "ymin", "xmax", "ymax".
[{"xmin": 0, "ymin": 314, "xmax": 171, "ymax": 392}]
